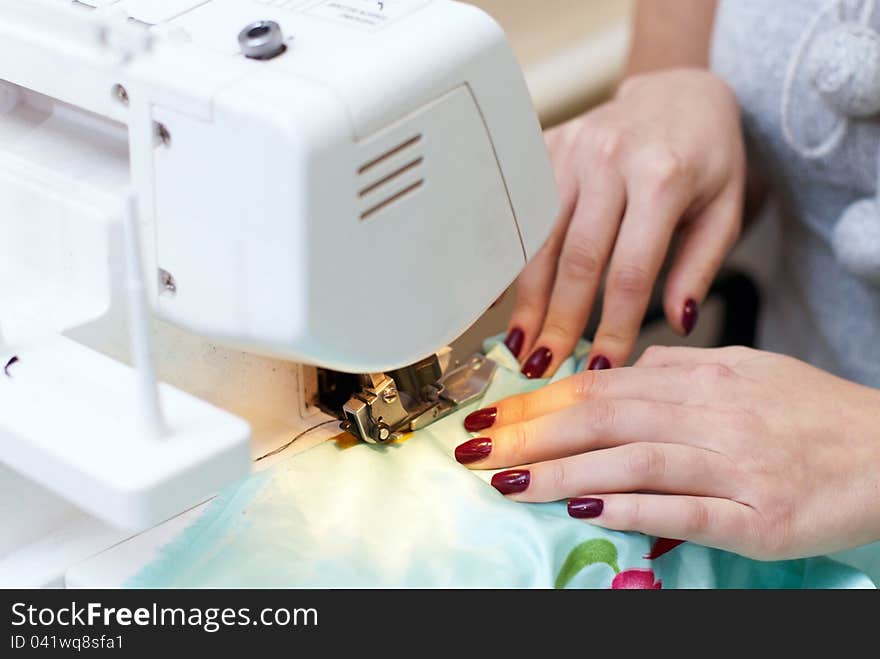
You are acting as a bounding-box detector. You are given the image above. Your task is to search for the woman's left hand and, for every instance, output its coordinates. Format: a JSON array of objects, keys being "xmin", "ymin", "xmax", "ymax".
[{"xmin": 456, "ymin": 346, "xmax": 880, "ymax": 560}]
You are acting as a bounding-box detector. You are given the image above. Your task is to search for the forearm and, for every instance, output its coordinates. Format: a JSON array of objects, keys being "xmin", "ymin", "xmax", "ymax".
[{"xmin": 625, "ymin": 0, "xmax": 718, "ymax": 76}]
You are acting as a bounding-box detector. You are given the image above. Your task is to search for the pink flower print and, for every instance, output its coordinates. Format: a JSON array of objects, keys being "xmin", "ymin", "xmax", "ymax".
[{"xmin": 611, "ymin": 568, "xmax": 662, "ymax": 589}]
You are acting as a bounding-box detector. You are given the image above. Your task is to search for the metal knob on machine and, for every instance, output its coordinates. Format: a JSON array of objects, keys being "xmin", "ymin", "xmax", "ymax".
[{"xmin": 238, "ymin": 20, "xmax": 286, "ymax": 60}]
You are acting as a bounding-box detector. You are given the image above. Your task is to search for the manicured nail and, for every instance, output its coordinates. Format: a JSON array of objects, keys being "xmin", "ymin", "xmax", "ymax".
[
  {"xmin": 588, "ymin": 355, "xmax": 611, "ymax": 371},
  {"xmin": 491, "ymin": 469, "xmax": 531, "ymax": 495},
  {"xmin": 464, "ymin": 407, "xmax": 497, "ymax": 432},
  {"xmin": 504, "ymin": 327, "xmax": 525, "ymax": 358},
  {"xmin": 521, "ymin": 347, "xmax": 552, "ymax": 379},
  {"xmin": 454, "ymin": 437, "xmax": 492, "ymax": 464},
  {"xmin": 682, "ymin": 298, "xmax": 699, "ymax": 336},
  {"xmin": 568, "ymin": 498, "xmax": 604, "ymax": 519}
]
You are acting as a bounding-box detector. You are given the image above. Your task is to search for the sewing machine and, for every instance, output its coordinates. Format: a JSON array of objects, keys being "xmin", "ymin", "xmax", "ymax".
[{"xmin": 0, "ymin": 0, "xmax": 557, "ymax": 585}]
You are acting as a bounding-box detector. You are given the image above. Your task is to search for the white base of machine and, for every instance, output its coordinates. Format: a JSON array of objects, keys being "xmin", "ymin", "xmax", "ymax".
[
  {"xmin": 0, "ymin": 409, "xmax": 336, "ymax": 588},
  {"xmin": 0, "ymin": 467, "xmax": 130, "ymax": 588},
  {"xmin": 0, "ymin": 335, "xmax": 252, "ymax": 532}
]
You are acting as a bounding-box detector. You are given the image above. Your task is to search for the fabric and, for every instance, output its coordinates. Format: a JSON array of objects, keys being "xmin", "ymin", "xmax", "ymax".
[
  {"xmin": 129, "ymin": 337, "xmax": 875, "ymax": 589},
  {"xmin": 711, "ymin": 0, "xmax": 880, "ymax": 387}
]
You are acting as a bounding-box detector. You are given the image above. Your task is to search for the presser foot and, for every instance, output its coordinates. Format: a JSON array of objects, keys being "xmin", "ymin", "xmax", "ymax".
[{"xmin": 326, "ymin": 353, "xmax": 496, "ymax": 445}]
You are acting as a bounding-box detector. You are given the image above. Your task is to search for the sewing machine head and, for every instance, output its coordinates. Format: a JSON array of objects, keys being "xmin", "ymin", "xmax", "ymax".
[{"xmin": 0, "ymin": 0, "xmax": 558, "ymax": 530}]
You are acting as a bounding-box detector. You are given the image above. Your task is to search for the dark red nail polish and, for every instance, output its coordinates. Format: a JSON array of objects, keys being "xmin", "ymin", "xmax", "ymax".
[
  {"xmin": 682, "ymin": 298, "xmax": 699, "ymax": 336},
  {"xmin": 504, "ymin": 327, "xmax": 525, "ymax": 358},
  {"xmin": 644, "ymin": 538, "xmax": 685, "ymax": 560},
  {"xmin": 464, "ymin": 407, "xmax": 497, "ymax": 432},
  {"xmin": 568, "ymin": 498, "xmax": 604, "ymax": 519},
  {"xmin": 491, "ymin": 469, "xmax": 531, "ymax": 495},
  {"xmin": 521, "ymin": 347, "xmax": 552, "ymax": 379},
  {"xmin": 454, "ymin": 437, "xmax": 492, "ymax": 464},
  {"xmin": 588, "ymin": 355, "xmax": 611, "ymax": 371}
]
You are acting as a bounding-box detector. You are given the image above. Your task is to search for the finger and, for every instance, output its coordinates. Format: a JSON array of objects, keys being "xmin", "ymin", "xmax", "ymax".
[
  {"xmin": 464, "ymin": 367, "xmax": 695, "ymax": 433},
  {"xmin": 588, "ymin": 158, "xmax": 693, "ymax": 368},
  {"xmin": 504, "ymin": 217, "xmax": 567, "ymax": 360},
  {"xmin": 504, "ymin": 124, "xmax": 583, "ymax": 360},
  {"xmin": 566, "ymin": 493, "xmax": 759, "ymax": 556},
  {"xmin": 497, "ymin": 443, "xmax": 739, "ymax": 502},
  {"xmin": 504, "ymin": 152, "xmax": 578, "ymax": 359},
  {"xmin": 663, "ymin": 180, "xmax": 743, "ymax": 336},
  {"xmin": 634, "ymin": 345, "xmax": 753, "ymax": 369},
  {"xmin": 459, "ymin": 398, "xmax": 721, "ymax": 469},
  {"xmin": 522, "ymin": 167, "xmax": 626, "ymax": 378}
]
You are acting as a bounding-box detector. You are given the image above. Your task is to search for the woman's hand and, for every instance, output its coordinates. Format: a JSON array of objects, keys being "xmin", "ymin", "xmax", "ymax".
[
  {"xmin": 456, "ymin": 346, "xmax": 880, "ymax": 560},
  {"xmin": 506, "ymin": 69, "xmax": 746, "ymax": 378}
]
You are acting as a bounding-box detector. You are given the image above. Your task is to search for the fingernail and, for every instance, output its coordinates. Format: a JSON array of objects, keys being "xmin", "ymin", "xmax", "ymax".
[
  {"xmin": 455, "ymin": 437, "xmax": 493, "ymax": 464},
  {"xmin": 464, "ymin": 407, "xmax": 497, "ymax": 432},
  {"xmin": 504, "ymin": 327, "xmax": 525, "ymax": 358},
  {"xmin": 491, "ymin": 469, "xmax": 531, "ymax": 495},
  {"xmin": 682, "ymin": 298, "xmax": 699, "ymax": 336},
  {"xmin": 568, "ymin": 498, "xmax": 604, "ymax": 519},
  {"xmin": 521, "ymin": 347, "xmax": 552, "ymax": 379},
  {"xmin": 588, "ymin": 355, "xmax": 612, "ymax": 371}
]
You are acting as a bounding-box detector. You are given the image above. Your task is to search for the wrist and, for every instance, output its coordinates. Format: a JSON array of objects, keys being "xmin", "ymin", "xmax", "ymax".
[{"xmin": 625, "ymin": 0, "xmax": 718, "ymax": 77}]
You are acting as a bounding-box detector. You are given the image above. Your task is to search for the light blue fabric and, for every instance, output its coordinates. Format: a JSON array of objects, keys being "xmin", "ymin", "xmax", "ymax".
[{"xmin": 129, "ymin": 337, "xmax": 875, "ymax": 589}]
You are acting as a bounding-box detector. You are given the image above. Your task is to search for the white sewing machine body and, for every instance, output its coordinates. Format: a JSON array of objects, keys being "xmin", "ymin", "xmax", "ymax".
[{"xmin": 0, "ymin": 0, "xmax": 557, "ymax": 585}]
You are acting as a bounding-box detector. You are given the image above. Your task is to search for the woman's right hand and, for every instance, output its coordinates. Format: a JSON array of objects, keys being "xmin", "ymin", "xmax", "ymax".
[{"xmin": 506, "ymin": 69, "xmax": 747, "ymax": 378}]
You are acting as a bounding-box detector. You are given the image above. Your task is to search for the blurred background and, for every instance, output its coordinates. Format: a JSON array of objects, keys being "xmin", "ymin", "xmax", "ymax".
[{"xmin": 465, "ymin": 0, "xmax": 634, "ymax": 127}]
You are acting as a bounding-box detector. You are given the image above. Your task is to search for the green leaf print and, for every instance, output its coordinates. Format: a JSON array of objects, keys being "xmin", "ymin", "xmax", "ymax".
[{"xmin": 555, "ymin": 539, "xmax": 621, "ymax": 589}]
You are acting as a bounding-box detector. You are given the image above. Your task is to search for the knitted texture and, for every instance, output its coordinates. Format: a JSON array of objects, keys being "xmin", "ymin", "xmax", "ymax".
[{"xmin": 712, "ymin": 0, "xmax": 880, "ymax": 386}]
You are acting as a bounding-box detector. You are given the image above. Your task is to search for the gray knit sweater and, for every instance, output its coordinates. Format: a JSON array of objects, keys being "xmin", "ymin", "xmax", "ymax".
[{"xmin": 712, "ymin": 0, "xmax": 880, "ymax": 386}]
